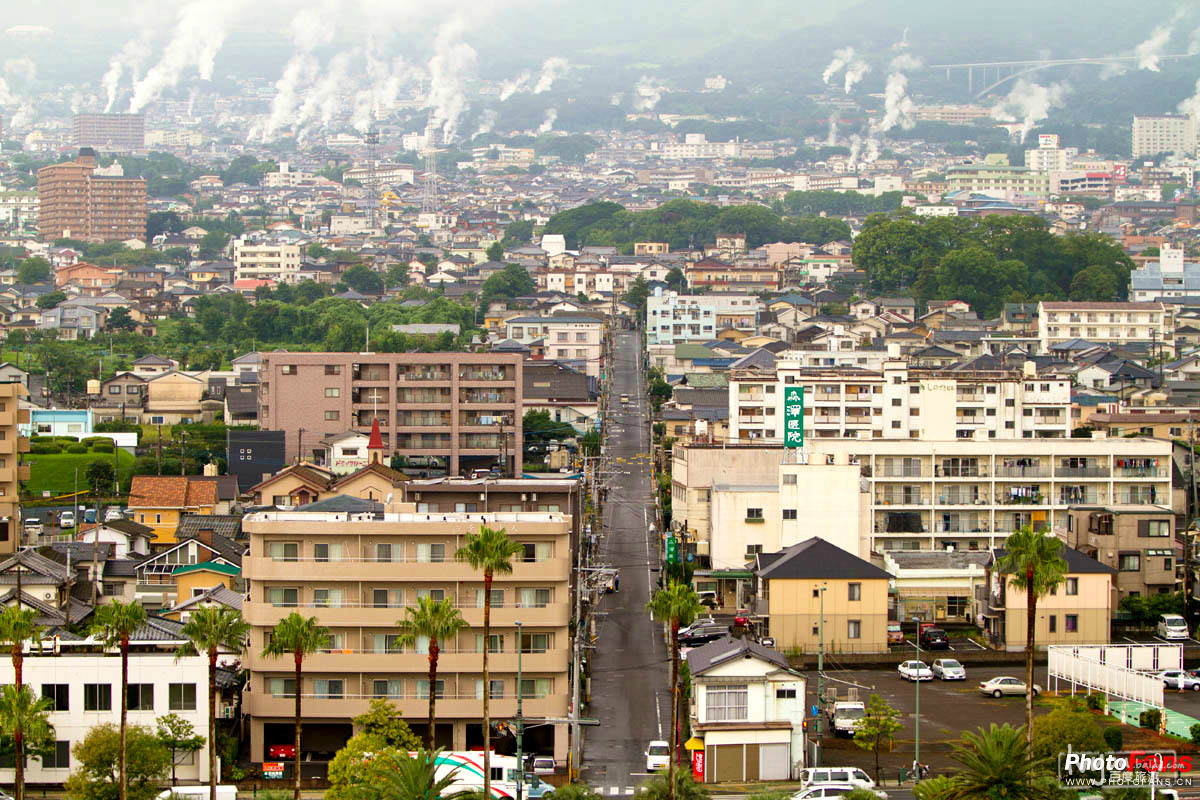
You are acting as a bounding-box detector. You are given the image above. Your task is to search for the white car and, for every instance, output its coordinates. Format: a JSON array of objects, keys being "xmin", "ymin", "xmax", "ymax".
[
  {"xmin": 791, "ymin": 784, "xmax": 886, "ymax": 800},
  {"xmin": 105, "ymin": 507, "xmax": 125, "ymax": 522},
  {"xmin": 932, "ymin": 658, "xmax": 966, "ymax": 680},
  {"xmin": 898, "ymin": 660, "xmax": 933, "ymax": 681},
  {"xmin": 58, "ymin": 511, "xmax": 75, "ymax": 528},
  {"xmin": 1159, "ymin": 669, "xmax": 1200, "ymax": 691},
  {"xmin": 645, "ymin": 740, "xmax": 670, "ymax": 772},
  {"xmin": 799, "ymin": 767, "xmax": 877, "ymax": 790},
  {"xmin": 979, "ymin": 676, "xmax": 1041, "ymax": 697},
  {"xmin": 1157, "ymin": 614, "xmax": 1189, "ymax": 640}
]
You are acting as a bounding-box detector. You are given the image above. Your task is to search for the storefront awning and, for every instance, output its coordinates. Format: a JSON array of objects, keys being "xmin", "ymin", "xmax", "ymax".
[{"xmin": 705, "ymin": 570, "xmax": 753, "ymax": 579}]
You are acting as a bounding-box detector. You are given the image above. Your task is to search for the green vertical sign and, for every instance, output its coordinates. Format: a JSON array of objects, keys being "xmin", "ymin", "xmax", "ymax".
[
  {"xmin": 783, "ymin": 386, "xmax": 804, "ymax": 447},
  {"xmin": 666, "ymin": 535, "xmax": 677, "ymax": 563}
]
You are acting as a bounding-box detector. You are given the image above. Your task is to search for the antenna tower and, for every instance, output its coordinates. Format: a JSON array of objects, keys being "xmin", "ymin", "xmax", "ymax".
[
  {"xmin": 421, "ymin": 110, "xmax": 439, "ymax": 213},
  {"xmin": 365, "ymin": 128, "xmax": 380, "ymax": 231}
]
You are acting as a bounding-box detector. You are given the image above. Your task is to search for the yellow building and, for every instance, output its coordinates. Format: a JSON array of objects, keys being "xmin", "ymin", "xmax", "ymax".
[
  {"xmin": 752, "ymin": 538, "xmax": 891, "ymax": 654},
  {"xmin": 982, "ymin": 543, "xmax": 1114, "ymax": 651},
  {"xmin": 128, "ymin": 476, "xmax": 218, "ymax": 547},
  {"xmin": 0, "ymin": 381, "xmax": 29, "ymax": 554}
]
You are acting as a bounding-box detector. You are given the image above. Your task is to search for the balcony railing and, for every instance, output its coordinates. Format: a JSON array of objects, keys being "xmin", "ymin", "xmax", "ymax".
[
  {"xmin": 1116, "ymin": 467, "xmax": 1166, "ymax": 478},
  {"xmin": 879, "ymin": 465, "xmax": 927, "ymax": 477},
  {"xmin": 996, "ymin": 466, "xmax": 1048, "ymax": 478},
  {"xmin": 935, "ymin": 466, "xmax": 988, "ymax": 478},
  {"xmin": 875, "ymin": 494, "xmax": 929, "ymax": 506},
  {"xmin": 1056, "ymin": 466, "xmax": 1110, "ymax": 478}
]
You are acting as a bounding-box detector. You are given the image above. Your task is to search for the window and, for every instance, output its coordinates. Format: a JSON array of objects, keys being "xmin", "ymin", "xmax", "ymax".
[
  {"xmin": 373, "ymin": 679, "xmax": 403, "ymax": 698},
  {"xmin": 268, "ymin": 541, "xmax": 299, "ymax": 562},
  {"xmin": 520, "ymin": 588, "xmax": 551, "ymax": 608},
  {"xmin": 312, "ymin": 588, "xmax": 343, "ymax": 607},
  {"xmin": 1119, "ymin": 553, "xmax": 1141, "ymax": 572},
  {"xmin": 891, "ymin": 398, "xmax": 902, "ymax": 406},
  {"xmin": 476, "ymin": 589, "xmax": 505, "ymax": 608},
  {"xmin": 746, "ymin": 508, "xmax": 764, "ymax": 521},
  {"xmin": 891, "ymin": 420, "xmax": 901, "ymax": 429},
  {"xmin": 325, "ymin": 365, "xmax": 341, "ymax": 375},
  {"xmin": 375, "ymin": 543, "xmax": 395, "ymax": 562},
  {"xmin": 1065, "ymin": 614, "xmax": 1078, "ymax": 633},
  {"xmin": 372, "ymin": 588, "xmax": 403, "ymax": 608},
  {"xmin": 848, "ymin": 619, "xmax": 861, "ymax": 639},
  {"xmin": 84, "ymin": 683, "xmax": 112, "ymax": 711},
  {"xmin": 325, "ymin": 410, "xmax": 340, "ymax": 421},
  {"xmin": 267, "ymin": 587, "xmax": 299, "ymax": 607},
  {"xmin": 776, "ymin": 688, "xmax": 797, "ymax": 699},
  {"xmin": 848, "ymin": 583, "xmax": 861, "ymax": 601},
  {"xmin": 268, "ymin": 678, "xmax": 296, "ymax": 697},
  {"xmin": 109, "ymin": 385, "xmax": 122, "ymax": 395},
  {"xmin": 520, "ymin": 678, "xmax": 551, "ymax": 699},
  {"xmin": 315, "ymin": 679, "xmax": 344, "ymax": 699},
  {"xmin": 1066, "ymin": 577, "xmax": 1078, "ymax": 596},
  {"xmin": 324, "ymin": 387, "xmax": 340, "ymax": 398},
  {"xmin": 282, "ymin": 365, "xmax": 297, "ymax": 375},
  {"xmin": 314, "ymin": 543, "xmax": 343, "ymax": 562},
  {"xmin": 783, "ymin": 474, "xmax": 797, "ymax": 485},
  {"xmin": 706, "ymin": 684, "xmax": 748, "ymax": 721},
  {"xmin": 169, "ymin": 683, "xmax": 197, "ymax": 711},
  {"xmin": 43, "ymin": 741, "xmax": 70, "ymax": 769},
  {"xmin": 520, "ymin": 633, "xmax": 550, "ymax": 653},
  {"xmin": 476, "ymin": 679, "xmax": 506, "ymax": 699},
  {"xmin": 42, "ymin": 684, "xmax": 68, "ymax": 711},
  {"xmin": 126, "ymin": 684, "xmax": 154, "ymax": 711},
  {"xmin": 415, "ymin": 588, "xmax": 446, "ymax": 602},
  {"xmin": 1048, "ymin": 615, "xmax": 1057, "ymax": 633},
  {"xmin": 417, "ymin": 543, "xmax": 446, "ymax": 563},
  {"xmin": 783, "ymin": 509, "xmax": 797, "ymax": 520},
  {"xmin": 416, "ymin": 679, "xmax": 445, "ymax": 699},
  {"xmin": 522, "ymin": 542, "xmax": 551, "ymax": 562},
  {"xmin": 477, "ymin": 633, "xmax": 505, "ymax": 653},
  {"xmin": 1140, "ymin": 520, "xmax": 1170, "ymax": 537}
]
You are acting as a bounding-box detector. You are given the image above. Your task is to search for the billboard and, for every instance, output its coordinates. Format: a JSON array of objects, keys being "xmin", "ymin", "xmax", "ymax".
[{"xmin": 783, "ymin": 386, "xmax": 804, "ymax": 448}]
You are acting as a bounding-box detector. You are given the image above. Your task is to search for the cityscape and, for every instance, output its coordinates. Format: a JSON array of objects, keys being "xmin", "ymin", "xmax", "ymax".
[{"xmin": 8, "ymin": 1, "xmax": 1200, "ymax": 800}]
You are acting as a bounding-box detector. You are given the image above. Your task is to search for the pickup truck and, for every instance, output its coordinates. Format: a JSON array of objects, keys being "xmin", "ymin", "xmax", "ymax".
[{"xmin": 824, "ymin": 700, "xmax": 866, "ymax": 737}]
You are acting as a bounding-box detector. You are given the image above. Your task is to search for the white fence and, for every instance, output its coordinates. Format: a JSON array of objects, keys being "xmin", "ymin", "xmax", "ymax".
[{"xmin": 1047, "ymin": 644, "xmax": 1179, "ymax": 707}]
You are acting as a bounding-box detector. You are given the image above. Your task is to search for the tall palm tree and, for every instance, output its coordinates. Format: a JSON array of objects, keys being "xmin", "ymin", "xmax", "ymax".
[
  {"xmin": 949, "ymin": 723, "xmax": 1052, "ymax": 800},
  {"xmin": 996, "ymin": 527, "xmax": 1067, "ymax": 745},
  {"xmin": 646, "ymin": 581, "xmax": 704, "ymax": 800},
  {"xmin": 177, "ymin": 607, "xmax": 250, "ymax": 800},
  {"xmin": 0, "ymin": 685, "xmax": 54, "ymax": 800},
  {"xmin": 456, "ymin": 525, "xmax": 523, "ymax": 800},
  {"xmin": 90, "ymin": 599, "xmax": 147, "ymax": 800},
  {"xmin": 397, "ymin": 596, "xmax": 468, "ymax": 749},
  {"xmin": 262, "ymin": 612, "xmax": 331, "ymax": 800},
  {"xmin": 343, "ymin": 748, "xmax": 461, "ymax": 800},
  {"xmin": 0, "ymin": 605, "xmax": 42, "ymax": 800}
]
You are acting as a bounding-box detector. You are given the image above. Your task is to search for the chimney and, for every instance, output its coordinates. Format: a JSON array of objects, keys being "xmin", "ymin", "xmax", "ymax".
[{"xmin": 191, "ymin": 527, "xmax": 213, "ymax": 549}]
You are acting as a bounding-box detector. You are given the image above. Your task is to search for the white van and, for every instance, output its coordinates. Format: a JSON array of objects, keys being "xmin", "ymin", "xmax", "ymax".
[
  {"xmin": 799, "ymin": 767, "xmax": 876, "ymax": 790},
  {"xmin": 1157, "ymin": 614, "xmax": 1189, "ymax": 640},
  {"xmin": 156, "ymin": 787, "xmax": 238, "ymax": 800}
]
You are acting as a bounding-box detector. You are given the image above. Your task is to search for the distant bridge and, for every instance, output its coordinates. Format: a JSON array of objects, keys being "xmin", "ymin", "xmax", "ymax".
[{"xmin": 928, "ymin": 54, "xmax": 1196, "ymax": 97}]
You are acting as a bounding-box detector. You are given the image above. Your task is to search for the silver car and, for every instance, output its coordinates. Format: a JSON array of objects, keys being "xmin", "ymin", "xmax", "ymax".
[
  {"xmin": 979, "ymin": 676, "xmax": 1041, "ymax": 697},
  {"xmin": 1159, "ymin": 669, "xmax": 1200, "ymax": 691},
  {"xmin": 932, "ymin": 658, "xmax": 966, "ymax": 680}
]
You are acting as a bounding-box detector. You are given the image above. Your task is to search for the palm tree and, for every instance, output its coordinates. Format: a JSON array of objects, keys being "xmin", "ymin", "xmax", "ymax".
[
  {"xmin": 90, "ymin": 599, "xmax": 147, "ymax": 800},
  {"xmin": 646, "ymin": 581, "xmax": 704, "ymax": 800},
  {"xmin": 397, "ymin": 596, "xmax": 468, "ymax": 749},
  {"xmin": 343, "ymin": 748, "xmax": 461, "ymax": 800},
  {"xmin": 455, "ymin": 525, "xmax": 523, "ymax": 800},
  {"xmin": 949, "ymin": 723, "xmax": 1052, "ymax": 800},
  {"xmin": 996, "ymin": 527, "xmax": 1067, "ymax": 744},
  {"xmin": 177, "ymin": 607, "xmax": 250, "ymax": 800},
  {"xmin": 0, "ymin": 605, "xmax": 42, "ymax": 800},
  {"xmin": 262, "ymin": 612, "xmax": 331, "ymax": 800},
  {"xmin": 0, "ymin": 685, "xmax": 54, "ymax": 800}
]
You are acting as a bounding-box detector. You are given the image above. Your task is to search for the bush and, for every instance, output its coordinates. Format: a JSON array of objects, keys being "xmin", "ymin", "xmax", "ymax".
[
  {"xmin": 1191, "ymin": 723, "xmax": 1200, "ymax": 745},
  {"xmin": 29, "ymin": 442, "xmax": 60, "ymax": 454},
  {"xmin": 1139, "ymin": 709, "xmax": 1162, "ymax": 730},
  {"xmin": 92, "ymin": 442, "xmax": 115, "ymax": 453},
  {"xmin": 65, "ymin": 444, "xmax": 88, "ymax": 454},
  {"xmin": 1103, "ymin": 726, "xmax": 1123, "ymax": 750},
  {"xmin": 1085, "ymin": 692, "xmax": 1104, "ymax": 711}
]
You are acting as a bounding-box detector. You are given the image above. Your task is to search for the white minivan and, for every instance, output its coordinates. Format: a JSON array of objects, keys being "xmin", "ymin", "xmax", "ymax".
[
  {"xmin": 1157, "ymin": 614, "xmax": 1189, "ymax": 640},
  {"xmin": 156, "ymin": 787, "xmax": 239, "ymax": 800},
  {"xmin": 799, "ymin": 767, "xmax": 876, "ymax": 790}
]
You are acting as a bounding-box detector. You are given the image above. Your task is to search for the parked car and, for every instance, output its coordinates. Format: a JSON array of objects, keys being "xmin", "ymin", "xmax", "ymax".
[
  {"xmin": 696, "ymin": 590, "xmax": 718, "ymax": 609},
  {"xmin": 83, "ymin": 507, "xmax": 96, "ymax": 524},
  {"xmin": 979, "ymin": 676, "xmax": 1041, "ymax": 698},
  {"xmin": 678, "ymin": 624, "xmax": 730, "ymax": 647},
  {"xmin": 105, "ymin": 507, "xmax": 124, "ymax": 522},
  {"xmin": 620, "ymin": 394, "xmax": 630, "ymax": 404},
  {"xmin": 887, "ymin": 622, "xmax": 905, "ymax": 644},
  {"xmin": 791, "ymin": 784, "xmax": 885, "ymax": 800},
  {"xmin": 23, "ymin": 517, "xmax": 43, "ymax": 535},
  {"xmin": 898, "ymin": 660, "xmax": 933, "ymax": 681},
  {"xmin": 645, "ymin": 741, "xmax": 670, "ymax": 772},
  {"xmin": 267, "ymin": 744, "xmax": 297, "ymax": 759},
  {"xmin": 919, "ymin": 627, "xmax": 950, "ymax": 649},
  {"xmin": 1159, "ymin": 669, "xmax": 1200, "ymax": 691},
  {"xmin": 1157, "ymin": 614, "xmax": 1189, "ymax": 640},
  {"xmin": 799, "ymin": 767, "xmax": 877, "ymax": 790},
  {"xmin": 931, "ymin": 658, "xmax": 966, "ymax": 680},
  {"xmin": 678, "ymin": 617, "xmax": 715, "ymax": 637},
  {"xmin": 156, "ymin": 788, "xmax": 238, "ymax": 800},
  {"xmin": 530, "ymin": 756, "xmax": 556, "ymax": 775},
  {"xmin": 57, "ymin": 511, "xmax": 75, "ymax": 529}
]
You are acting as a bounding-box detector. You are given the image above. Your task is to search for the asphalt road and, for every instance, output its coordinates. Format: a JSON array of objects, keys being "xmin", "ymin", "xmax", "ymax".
[{"xmin": 582, "ymin": 329, "xmax": 670, "ymax": 796}]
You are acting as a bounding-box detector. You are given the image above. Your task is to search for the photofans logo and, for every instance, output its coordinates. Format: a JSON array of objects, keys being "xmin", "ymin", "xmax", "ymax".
[{"xmin": 1058, "ymin": 746, "xmax": 1194, "ymax": 789}]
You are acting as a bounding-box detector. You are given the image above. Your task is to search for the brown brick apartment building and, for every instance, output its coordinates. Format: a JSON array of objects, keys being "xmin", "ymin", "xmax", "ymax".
[
  {"xmin": 258, "ymin": 352, "xmax": 524, "ymax": 476},
  {"xmin": 38, "ymin": 149, "xmax": 147, "ymax": 242},
  {"xmin": 72, "ymin": 113, "xmax": 146, "ymax": 152}
]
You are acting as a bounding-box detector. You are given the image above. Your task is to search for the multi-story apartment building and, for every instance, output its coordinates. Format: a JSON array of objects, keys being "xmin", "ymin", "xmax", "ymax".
[
  {"xmin": 646, "ymin": 292, "xmax": 761, "ymax": 345},
  {"xmin": 0, "ymin": 381, "xmax": 29, "ymax": 553},
  {"xmin": 912, "ymin": 104, "xmax": 992, "ymax": 124},
  {"xmin": 72, "ymin": 113, "xmax": 146, "ymax": 152},
  {"xmin": 1037, "ymin": 301, "xmax": 1174, "ymax": 354},
  {"xmin": 233, "ymin": 239, "xmax": 303, "ymax": 283},
  {"xmin": 944, "ymin": 161, "xmax": 1051, "ymax": 198},
  {"xmin": 0, "ymin": 190, "xmax": 38, "ymax": 229},
  {"xmin": 1130, "ymin": 244, "xmax": 1200, "ymax": 301},
  {"xmin": 671, "ymin": 434, "xmax": 1172, "ymax": 557},
  {"xmin": 241, "ymin": 506, "xmax": 572, "ymax": 762},
  {"xmin": 504, "ymin": 316, "xmax": 604, "ymax": 378},
  {"xmin": 727, "ymin": 361, "xmax": 1073, "ymax": 443},
  {"xmin": 684, "ymin": 259, "xmax": 781, "ymax": 293},
  {"xmin": 257, "ymin": 352, "xmax": 524, "ymax": 475},
  {"xmin": 1024, "ymin": 134, "xmax": 1074, "ymax": 172},
  {"xmin": 658, "ymin": 134, "xmax": 741, "ymax": 160},
  {"xmin": 1132, "ymin": 114, "xmax": 1195, "ymax": 158},
  {"xmin": 0, "ymin": 647, "xmax": 216, "ymax": 786},
  {"xmin": 37, "ymin": 149, "xmax": 147, "ymax": 242},
  {"xmin": 1064, "ymin": 505, "xmax": 1177, "ymax": 600}
]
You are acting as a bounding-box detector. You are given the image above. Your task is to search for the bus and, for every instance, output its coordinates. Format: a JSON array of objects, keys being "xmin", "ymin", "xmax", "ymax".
[{"xmin": 429, "ymin": 751, "xmax": 555, "ymax": 799}]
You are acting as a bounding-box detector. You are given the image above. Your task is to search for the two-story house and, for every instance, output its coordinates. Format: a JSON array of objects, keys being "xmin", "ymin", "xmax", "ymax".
[{"xmin": 1065, "ymin": 506, "xmax": 1177, "ymax": 600}]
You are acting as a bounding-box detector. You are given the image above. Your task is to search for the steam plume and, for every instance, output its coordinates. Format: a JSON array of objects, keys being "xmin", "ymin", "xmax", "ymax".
[
  {"xmin": 875, "ymin": 54, "xmax": 921, "ymax": 133},
  {"xmin": 1135, "ymin": 8, "xmax": 1185, "ymax": 71},
  {"xmin": 843, "ymin": 59, "xmax": 869, "ymax": 94},
  {"xmin": 266, "ymin": 2, "xmax": 338, "ymax": 139},
  {"xmin": 129, "ymin": 0, "xmax": 239, "ymax": 113},
  {"xmin": 533, "ymin": 57, "xmax": 568, "ymax": 93},
  {"xmin": 500, "ymin": 72, "xmax": 531, "ymax": 102},
  {"xmin": 473, "ymin": 109, "xmax": 497, "ymax": 139},
  {"xmin": 426, "ymin": 15, "xmax": 478, "ymax": 143},
  {"xmin": 822, "ymin": 47, "xmax": 854, "ymax": 84},
  {"xmin": 825, "ymin": 110, "xmax": 838, "ymax": 146},
  {"xmin": 633, "ymin": 77, "xmax": 664, "ymax": 111},
  {"xmin": 990, "ymin": 79, "xmax": 1070, "ymax": 142},
  {"xmin": 102, "ymin": 34, "xmax": 154, "ymax": 112},
  {"xmin": 538, "ymin": 108, "xmax": 557, "ymax": 133}
]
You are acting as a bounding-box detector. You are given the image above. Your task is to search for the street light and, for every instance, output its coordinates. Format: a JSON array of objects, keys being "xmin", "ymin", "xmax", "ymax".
[{"xmin": 912, "ymin": 615, "xmax": 921, "ymax": 778}]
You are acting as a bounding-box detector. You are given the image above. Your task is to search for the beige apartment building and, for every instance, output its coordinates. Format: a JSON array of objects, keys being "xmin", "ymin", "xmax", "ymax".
[
  {"xmin": 0, "ymin": 381, "xmax": 29, "ymax": 554},
  {"xmin": 1065, "ymin": 505, "xmax": 1177, "ymax": 601},
  {"xmin": 257, "ymin": 352, "xmax": 523, "ymax": 475},
  {"xmin": 37, "ymin": 150, "xmax": 147, "ymax": 242},
  {"xmin": 1037, "ymin": 301, "xmax": 1174, "ymax": 355},
  {"xmin": 241, "ymin": 506, "xmax": 572, "ymax": 762},
  {"xmin": 233, "ymin": 239, "xmax": 303, "ymax": 283},
  {"xmin": 72, "ymin": 113, "xmax": 145, "ymax": 152}
]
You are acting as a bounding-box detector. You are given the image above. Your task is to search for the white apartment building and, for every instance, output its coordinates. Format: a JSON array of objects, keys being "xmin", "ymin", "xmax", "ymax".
[
  {"xmin": 0, "ymin": 649, "xmax": 215, "ymax": 786},
  {"xmin": 262, "ymin": 162, "xmax": 313, "ymax": 188},
  {"xmin": 233, "ymin": 238, "xmax": 303, "ymax": 284},
  {"xmin": 646, "ymin": 291, "xmax": 761, "ymax": 345},
  {"xmin": 0, "ymin": 190, "xmax": 38, "ymax": 228},
  {"xmin": 1037, "ymin": 301, "xmax": 1174, "ymax": 354},
  {"xmin": 1024, "ymin": 134, "xmax": 1077, "ymax": 172},
  {"xmin": 1130, "ymin": 244, "xmax": 1200, "ymax": 301},
  {"xmin": 504, "ymin": 315, "xmax": 605, "ymax": 377},
  {"xmin": 727, "ymin": 361, "xmax": 1072, "ymax": 443},
  {"xmin": 1132, "ymin": 114, "xmax": 1195, "ymax": 159},
  {"xmin": 659, "ymin": 134, "xmax": 741, "ymax": 160},
  {"xmin": 671, "ymin": 434, "xmax": 1172, "ymax": 558}
]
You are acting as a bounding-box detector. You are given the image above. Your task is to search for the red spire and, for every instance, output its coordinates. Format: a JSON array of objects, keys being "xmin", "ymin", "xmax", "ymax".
[{"xmin": 368, "ymin": 417, "xmax": 384, "ymax": 458}]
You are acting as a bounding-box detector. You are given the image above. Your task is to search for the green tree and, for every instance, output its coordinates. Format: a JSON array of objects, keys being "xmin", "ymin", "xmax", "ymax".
[
  {"xmin": 91, "ymin": 600, "xmax": 148, "ymax": 800},
  {"xmin": 948, "ymin": 723, "xmax": 1053, "ymax": 800},
  {"xmin": 397, "ymin": 597, "xmax": 468, "ymax": 749},
  {"xmin": 86, "ymin": 459, "xmax": 116, "ymax": 496},
  {"xmin": 1070, "ymin": 264, "xmax": 1119, "ymax": 301},
  {"xmin": 0, "ymin": 685, "xmax": 55, "ymax": 800},
  {"xmin": 197, "ymin": 230, "xmax": 229, "ymax": 261},
  {"xmin": 910, "ymin": 775, "xmax": 954, "ymax": 800},
  {"xmin": 340, "ymin": 264, "xmax": 386, "ymax": 295},
  {"xmin": 0, "ymin": 605, "xmax": 42, "ymax": 690},
  {"xmin": 480, "ymin": 263, "xmax": 535, "ymax": 307},
  {"xmin": 351, "ymin": 698, "xmax": 422, "ymax": 749},
  {"xmin": 108, "ymin": 307, "xmax": 137, "ymax": 331},
  {"xmin": 36, "ymin": 290, "xmax": 66, "ymax": 309},
  {"xmin": 455, "ymin": 526, "xmax": 523, "ymax": 800},
  {"xmin": 486, "ymin": 242, "xmax": 505, "ymax": 262},
  {"xmin": 1030, "ymin": 704, "xmax": 1104, "ymax": 761},
  {"xmin": 177, "ymin": 607, "xmax": 249, "ymax": 800},
  {"xmin": 665, "ymin": 267, "xmax": 686, "ymax": 293},
  {"xmin": 327, "ymin": 702, "xmax": 424, "ymax": 800},
  {"xmin": 155, "ymin": 713, "xmax": 204, "ymax": 786},
  {"xmin": 623, "ymin": 275, "xmax": 651, "ymax": 319},
  {"xmin": 63, "ymin": 723, "xmax": 171, "ymax": 800},
  {"xmin": 646, "ymin": 582, "xmax": 705, "ymax": 800},
  {"xmin": 146, "ymin": 211, "xmax": 185, "ymax": 239},
  {"xmin": 262, "ymin": 612, "xmax": 330, "ymax": 800},
  {"xmin": 16, "ymin": 257, "xmax": 50, "ymax": 285},
  {"xmin": 852, "ymin": 693, "xmax": 903, "ymax": 782},
  {"xmin": 340, "ymin": 748, "xmax": 462, "ymax": 800},
  {"xmin": 995, "ymin": 528, "xmax": 1067, "ymax": 744}
]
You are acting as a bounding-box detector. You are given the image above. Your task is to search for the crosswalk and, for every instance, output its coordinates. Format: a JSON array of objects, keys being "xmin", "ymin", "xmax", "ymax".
[{"xmin": 603, "ymin": 787, "xmax": 636, "ymax": 796}]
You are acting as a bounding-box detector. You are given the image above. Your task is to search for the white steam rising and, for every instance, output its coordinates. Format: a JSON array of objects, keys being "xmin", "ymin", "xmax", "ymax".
[
  {"xmin": 129, "ymin": 0, "xmax": 239, "ymax": 113},
  {"xmin": 633, "ymin": 77, "xmax": 664, "ymax": 111},
  {"xmin": 875, "ymin": 53, "xmax": 920, "ymax": 133},
  {"xmin": 1134, "ymin": 8, "xmax": 1186, "ymax": 71},
  {"xmin": 533, "ymin": 57, "xmax": 568, "ymax": 93},
  {"xmin": 473, "ymin": 109, "xmax": 497, "ymax": 139},
  {"xmin": 102, "ymin": 33, "xmax": 154, "ymax": 112},
  {"xmin": 822, "ymin": 47, "xmax": 854, "ymax": 84},
  {"xmin": 426, "ymin": 15, "xmax": 478, "ymax": 143},
  {"xmin": 843, "ymin": 59, "xmax": 869, "ymax": 94},
  {"xmin": 538, "ymin": 108, "xmax": 557, "ymax": 133},
  {"xmin": 990, "ymin": 79, "xmax": 1070, "ymax": 142},
  {"xmin": 266, "ymin": 2, "xmax": 338, "ymax": 139}
]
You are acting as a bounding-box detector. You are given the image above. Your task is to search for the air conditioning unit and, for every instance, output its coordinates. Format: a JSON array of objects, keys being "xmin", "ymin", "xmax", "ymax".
[{"xmin": 42, "ymin": 591, "xmax": 53, "ymax": 602}]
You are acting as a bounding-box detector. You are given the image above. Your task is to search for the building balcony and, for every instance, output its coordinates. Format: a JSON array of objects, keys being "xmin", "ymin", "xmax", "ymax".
[
  {"xmin": 1115, "ymin": 466, "xmax": 1167, "ymax": 478},
  {"xmin": 875, "ymin": 494, "xmax": 929, "ymax": 506},
  {"xmin": 995, "ymin": 466, "xmax": 1049, "ymax": 478},
  {"xmin": 245, "ymin": 693, "xmax": 566, "ymax": 723},
  {"xmin": 877, "ymin": 466, "xmax": 928, "ymax": 478},
  {"xmin": 244, "ymin": 601, "xmax": 570, "ymax": 630},
  {"xmin": 243, "ymin": 556, "xmax": 570, "ymax": 583},
  {"xmin": 1055, "ymin": 467, "xmax": 1110, "ymax": 478},
  {"xmin": 246, "ymin": 648, "xmax": 569, "ymax": 676},
  {"xmin": 934, "ymin": 466, "xmax": 989, "ymax": 478}
]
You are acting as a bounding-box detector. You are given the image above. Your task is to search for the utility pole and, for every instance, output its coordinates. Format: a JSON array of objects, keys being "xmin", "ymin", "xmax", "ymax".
[
  {"xmin": 815, "ymin": 583, "xmax": 824, "ymax": 768},
  {"xmin": 1191, "ymin": 415, "xmax": 1199, "ymax": 621},
  {"xmin": 156, "ymin": 425, "xmax": 163, "ymax": 475},
  {"xmin": 297, "ymin": 428, "xmax": 304, "ymax": 465},
  {"xmin": 180, "ymin": 432, "xmax": 187, "ymax": 476},
  {"xmin": 516, "ymin": 619, "xmax": 525, "ymax": 800},
  {"xmin": 914, "ymin": 615, "xmax": 921, "ymax": 777},
  {"xmin": 570, "ymin": 527, "xmax": 585, "ymax": 780}
]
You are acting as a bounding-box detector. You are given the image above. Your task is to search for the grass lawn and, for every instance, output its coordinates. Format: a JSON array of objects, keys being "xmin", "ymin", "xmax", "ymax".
[{"xmin": 24, "ymin": 449, "xmax": 136, "ymax": 498}]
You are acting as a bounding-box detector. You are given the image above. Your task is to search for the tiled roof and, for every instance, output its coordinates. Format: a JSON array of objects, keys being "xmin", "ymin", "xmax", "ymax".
[
  {"xmin": 176, "ymin": 514, "xmax": 243, "ymax": 542},
  {"xmin": 129, "ymin": 476, "xmax": 218, "ymax": 509}
]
